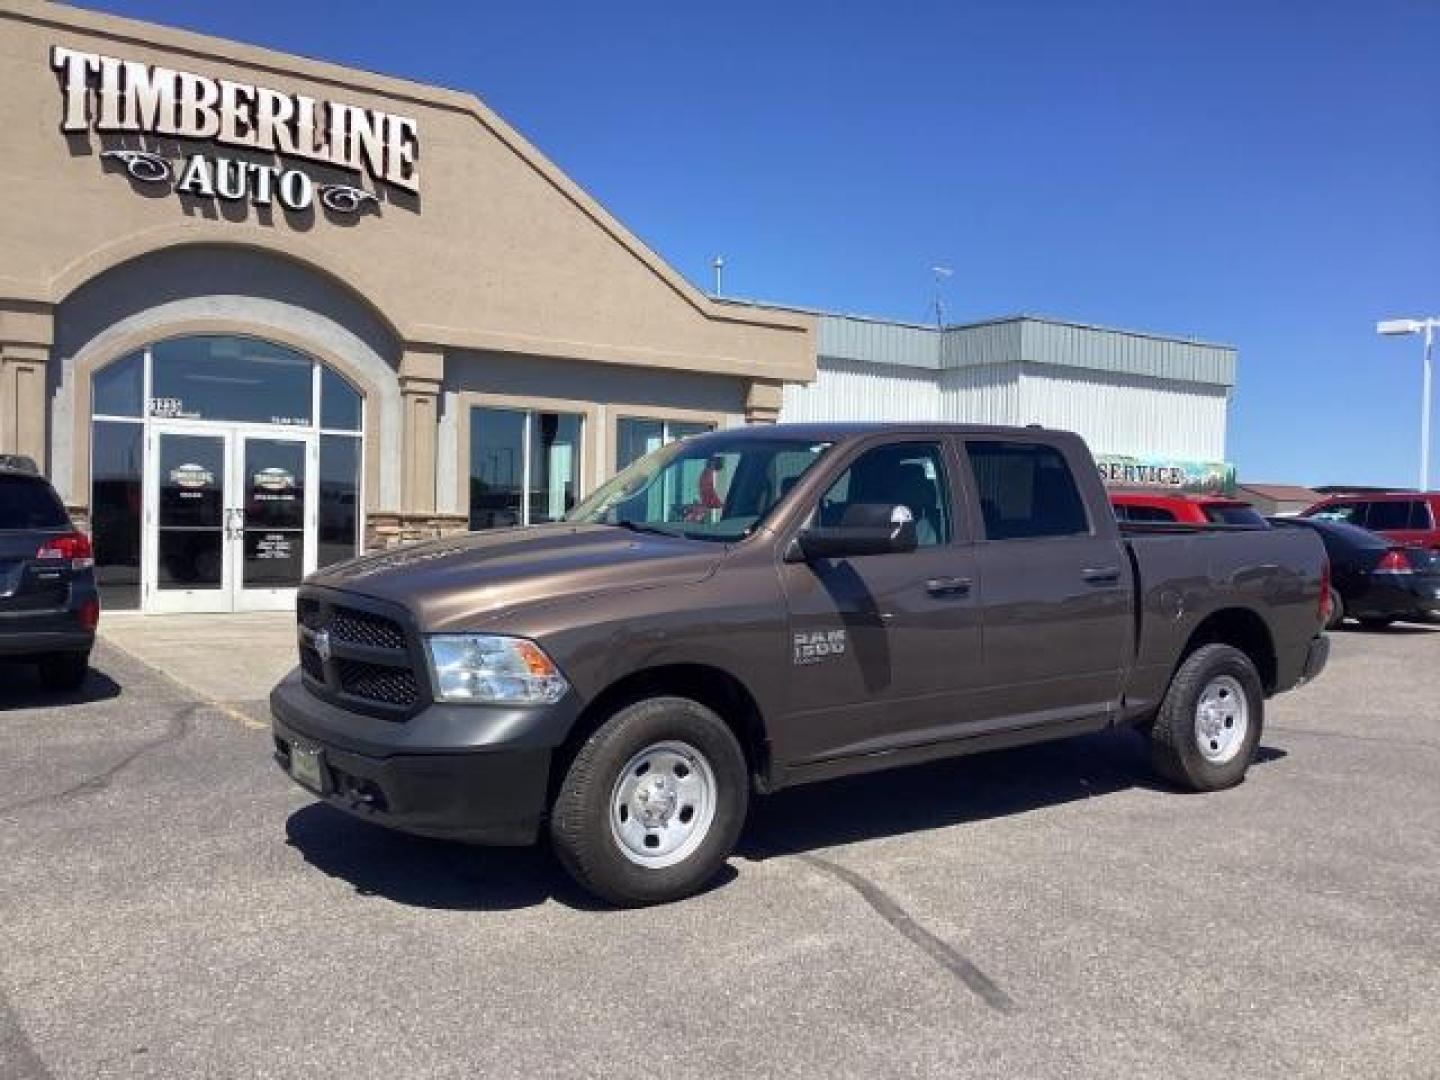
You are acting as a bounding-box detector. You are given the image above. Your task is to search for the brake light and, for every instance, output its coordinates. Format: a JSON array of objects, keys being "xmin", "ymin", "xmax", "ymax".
[
  {"xmin": 36, "ymin": 532, "xmax": 94, "ymax": 570},
  {"xmin": 1318, "ymin": 560, "xmax": 1332, "ymax": 624},
  {"xmin": 1374, "ymin": 548, "xmax": 1413, "ymax": 574}
]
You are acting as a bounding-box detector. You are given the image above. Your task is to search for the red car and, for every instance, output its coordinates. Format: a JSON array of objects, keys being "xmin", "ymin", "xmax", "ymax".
[
  {"xmin": 1110, "ymin": 491, "xmax": 1268, "ymax": 527},
  {"xmin": 1300, "ymin": 492, "xmax": 1440, "ymax": 551}
]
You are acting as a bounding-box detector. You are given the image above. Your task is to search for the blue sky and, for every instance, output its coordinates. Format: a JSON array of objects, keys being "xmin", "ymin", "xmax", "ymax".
[{"xmin": 81, "ymin": 0, "xmax": 1440, "ymax": 486}]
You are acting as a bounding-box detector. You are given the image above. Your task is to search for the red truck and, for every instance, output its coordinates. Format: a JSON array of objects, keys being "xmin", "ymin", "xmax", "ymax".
[
  {"xmin": 1301, "ymin": 492, "xmax": 1440, "ymax": 551},
  {"xmin": 1110, "ymin": 491, "xmax": 1268, "ymax": 528}
]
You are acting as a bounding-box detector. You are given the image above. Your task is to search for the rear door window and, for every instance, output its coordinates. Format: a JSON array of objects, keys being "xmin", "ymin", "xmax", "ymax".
[
  {"xmin": 967, "ymin": 441, "xmax": 1089, "ymax": 540},
  {"xmin": 1364, "ymin": 500, "xmax": 1424, "ymax": 531},
  {"xmin": 0, "ymin": 475, "xmax": 68, "ymax": 530}
]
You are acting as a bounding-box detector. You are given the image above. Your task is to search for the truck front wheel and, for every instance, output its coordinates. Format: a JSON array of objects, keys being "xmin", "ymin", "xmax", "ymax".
[
  {"xmin": 550, "ymin": 696, "xmax": 748, "ymax": 907},
  {"xmin": 1148, "ymin": 644, "xmax": 1264, "ymax": 791}
]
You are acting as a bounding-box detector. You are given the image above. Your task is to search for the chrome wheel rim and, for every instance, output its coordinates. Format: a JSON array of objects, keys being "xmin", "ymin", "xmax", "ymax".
[
  {"xmin": 1194, "ymin": 675, "xmax": 1249, "ymax": 764},
  {"xmin": 609, "ymin": 741, "xmax": 717, "ymax": 869}
]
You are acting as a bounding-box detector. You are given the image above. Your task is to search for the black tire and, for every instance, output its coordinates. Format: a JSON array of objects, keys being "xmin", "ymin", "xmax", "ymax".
[
  {"xmin": 1358, "ymin": 617, "xmax": 1395, "ymax": 630},
  {"xmin": 1148, "ymin": 643, "xmax": 1264, "ymax": 792},
  {"xmin": 37, "ymin": 651, "xmax": 89, "ymax": 692},
  {"xmin": 1325, "ymin": 588, "xmax": 1344, "ymax": 631},
  {"xmin": 550, "ymin": 696, "xmax": 748, "ymax": 907}
]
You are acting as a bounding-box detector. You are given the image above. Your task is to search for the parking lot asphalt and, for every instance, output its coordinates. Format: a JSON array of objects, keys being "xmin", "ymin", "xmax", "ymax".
[{"xmin": 1, "ymin": 628, "xmax": 1437, "ymax": 1079}]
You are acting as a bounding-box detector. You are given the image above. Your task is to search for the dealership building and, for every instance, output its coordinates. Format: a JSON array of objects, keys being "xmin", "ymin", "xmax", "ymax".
[{"xmin": 0, "ymin": 0, "xmax": 1233, "ymax": 617}]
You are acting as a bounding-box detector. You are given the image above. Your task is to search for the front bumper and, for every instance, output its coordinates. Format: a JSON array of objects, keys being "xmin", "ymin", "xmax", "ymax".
[{"xmin": 270, "ymin": 668, "xmax": 577, "ymax": 845}]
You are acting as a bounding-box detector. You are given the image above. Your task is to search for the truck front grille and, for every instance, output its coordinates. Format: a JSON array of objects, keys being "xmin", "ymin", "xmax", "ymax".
[
  {"xmin": 295, "ymin": 592, "xmax": 424, "ymax": 717},
  {"xmin": 337, "ymin": 660, "xmax": 419, "ymax": 706}
]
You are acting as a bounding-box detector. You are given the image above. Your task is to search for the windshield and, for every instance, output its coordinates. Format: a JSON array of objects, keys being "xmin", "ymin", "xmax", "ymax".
[{"xmin": 568, "ymin": 434, "xmax": 832, "ymax": 542}]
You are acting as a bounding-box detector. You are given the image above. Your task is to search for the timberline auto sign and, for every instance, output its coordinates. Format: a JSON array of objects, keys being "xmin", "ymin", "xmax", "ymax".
[{"xmin": 51, "ymin": 46, "xmax": 419, "ymax": 217}]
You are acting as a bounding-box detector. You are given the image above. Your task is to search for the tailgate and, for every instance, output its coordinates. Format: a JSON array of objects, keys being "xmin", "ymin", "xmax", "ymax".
[{"xmin": 0, "ymin": 531, "xmax": 71, "ymax": 612}]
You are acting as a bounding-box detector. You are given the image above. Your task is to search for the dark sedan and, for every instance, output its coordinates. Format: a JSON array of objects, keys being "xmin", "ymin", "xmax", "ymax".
[{"xmin": 1272, "ymin": 516, "xmax": 1440, "ymax": 630}]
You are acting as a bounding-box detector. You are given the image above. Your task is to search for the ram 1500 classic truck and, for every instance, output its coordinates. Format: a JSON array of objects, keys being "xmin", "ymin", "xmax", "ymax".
[{"xmin": 271, "ymin": 424, "xmax": 1331, "ymax": 906}]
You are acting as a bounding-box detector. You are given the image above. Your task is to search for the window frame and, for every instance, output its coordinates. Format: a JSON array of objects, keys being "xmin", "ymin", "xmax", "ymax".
[
  {"xmin": 778, "ymin": 434, "xmax": 974, "ymax": 550},
  {"xmin": 610, "ymin": 406, "xmax": 729, "ymax": 474},
  {"xmin": 958, "ymin": 437, "xmax": 1096, "ymax": 543},
  {"xmin": 460, "ymin": 393, "xmax": 594, "ymax": 530}
]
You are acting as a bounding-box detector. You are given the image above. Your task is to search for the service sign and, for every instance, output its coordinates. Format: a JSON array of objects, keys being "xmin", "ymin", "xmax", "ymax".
[
  {"xmin": 52, "ymin": 46, "xmax": 419, "ymax": 219},
  {"xmin": 1096, "ymin": 455, "xmax": 1236, "ymax": 496}
]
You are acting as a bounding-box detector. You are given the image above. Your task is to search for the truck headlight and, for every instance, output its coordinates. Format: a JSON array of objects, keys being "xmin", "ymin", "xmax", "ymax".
[{"xmin": 424, "ymin": 635, "xmax": 570, "ymax": 705}]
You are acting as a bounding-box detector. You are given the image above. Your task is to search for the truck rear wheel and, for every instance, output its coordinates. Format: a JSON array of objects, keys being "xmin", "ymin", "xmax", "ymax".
[
  {"xmin": 550, "ymin": 696, "xmax": 748, "ymax": 907},
  {"xmin": 1148, "ymin": 644, "xmax": 1263, "ymax": 791}
]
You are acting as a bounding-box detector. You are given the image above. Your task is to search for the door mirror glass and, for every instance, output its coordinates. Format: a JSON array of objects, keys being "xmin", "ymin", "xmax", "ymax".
[{"xmin": 793, "ymin": 503, "xmax": 918, "ymax": 560}]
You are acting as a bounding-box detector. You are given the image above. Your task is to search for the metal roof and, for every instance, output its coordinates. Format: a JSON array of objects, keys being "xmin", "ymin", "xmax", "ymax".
[{"xmin": 813, "ymin": 313, "xmax": 1236, "ymax": 388}]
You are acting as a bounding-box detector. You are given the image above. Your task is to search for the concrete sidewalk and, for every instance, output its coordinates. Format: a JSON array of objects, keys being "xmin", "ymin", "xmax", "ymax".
[{"xmin": 99, "ymin": 611, "xmax": 295, "ymax": 708}]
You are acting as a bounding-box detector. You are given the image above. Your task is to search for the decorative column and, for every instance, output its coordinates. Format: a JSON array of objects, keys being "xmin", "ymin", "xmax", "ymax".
[
  {"xmin": 365, "ymin": 342, "xmax": 468, "ymax": 550},
  {"xmin": 0, "ymin": 299, "xmax": 55, "ymax": 474},
  {"xmin": 399, "ymin": 343, "xmax": 443, "ymax": 517},
  {"xmin": 744, "ymin": 379, "xmax": 784, "ymax": 424}
]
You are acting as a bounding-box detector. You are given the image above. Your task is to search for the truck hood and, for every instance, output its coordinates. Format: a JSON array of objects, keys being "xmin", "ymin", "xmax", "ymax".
[{"xmin": 306, "ymin": 523, "xmax": 724, "ymax": 631}]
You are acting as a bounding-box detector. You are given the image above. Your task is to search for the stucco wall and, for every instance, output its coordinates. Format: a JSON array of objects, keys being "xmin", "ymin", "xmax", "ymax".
[{"xmin": 0, "ymin": 0, "xmax": 813, "ymax": 383}]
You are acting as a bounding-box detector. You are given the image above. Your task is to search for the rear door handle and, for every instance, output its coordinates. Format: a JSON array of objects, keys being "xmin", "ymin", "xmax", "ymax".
[
  {"xmin": 926, "ymin": 576, "xmax": 972, "ymax": 597},
  {"xmin": 1082, "ymin": 566, "xmax": 1121, "ymax": 585}
]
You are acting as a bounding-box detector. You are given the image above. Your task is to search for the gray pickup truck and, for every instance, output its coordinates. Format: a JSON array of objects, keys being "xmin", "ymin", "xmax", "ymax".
[{"xmin": 271, "ymin": 423, "xmax": 1330, "ymax": 905}]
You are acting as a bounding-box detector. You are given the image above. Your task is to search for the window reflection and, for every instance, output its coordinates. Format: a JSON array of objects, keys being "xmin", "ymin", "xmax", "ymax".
[
  {"xmin": 470, "ymin": 407, "xmax": 583, "ymax": 530},
  {"xmin": 617, "ymin": 417, "xmax": 715, "ymax": 470},
  {"xmin": 90, "ymin": 421, "xmax": 142, "ymax": 609},
  {"xmin": 93, "ymin": 351, "xmax": 144, "ymax": 418},
  {"xmin": 150, "ymin": 337, "xmax": 313, "ymax": 425},
  {"xmin": 319, "ymin": 435, "xmax": 361, "ymax": 568}
]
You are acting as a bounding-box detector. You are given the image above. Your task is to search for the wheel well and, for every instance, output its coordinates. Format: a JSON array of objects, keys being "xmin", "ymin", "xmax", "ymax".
[
  {"xmin": 547, "ymin": 665, "xmax": 770, "ymax": 801},
  {"xmin": 1179, "ymin": 608, "xmax": 1277, "ymax": 692}
]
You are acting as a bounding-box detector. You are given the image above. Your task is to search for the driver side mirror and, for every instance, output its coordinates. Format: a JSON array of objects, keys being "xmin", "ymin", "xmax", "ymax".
[{"xmin": 786, "ymin": 503, "xmax": 918, "ymax": 562}]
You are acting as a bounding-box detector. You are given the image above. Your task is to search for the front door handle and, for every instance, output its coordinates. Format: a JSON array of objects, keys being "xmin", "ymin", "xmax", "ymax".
[
  {"xmin": 1082, "ymin": 566, "xmax": 1121, "ymax": 585},
  {"xmin": 926, "ymin": 576, "xmax": 972, "ymax": 597}
]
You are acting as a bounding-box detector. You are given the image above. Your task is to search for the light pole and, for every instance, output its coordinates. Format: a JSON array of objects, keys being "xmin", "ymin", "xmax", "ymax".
[{"xmin": 1377, "ymin": 316, "xmax": 1438, "ymax": 491}]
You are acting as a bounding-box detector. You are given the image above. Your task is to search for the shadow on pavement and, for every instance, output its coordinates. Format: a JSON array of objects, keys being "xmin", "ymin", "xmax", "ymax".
[
  {"xmin": 284, "ymin": 728, "xmax": 1284, "ymax": 911},
  {"xmin": 741, "ymin": 729, "xmax": 1288, "ymax": 860},
  {"xmin": 0, "ymin": 658, "xmax": 122, "ymax": 711},
  {"xmin": 285, "ymin": 803, "xmax": 620, "ymax": 912}
]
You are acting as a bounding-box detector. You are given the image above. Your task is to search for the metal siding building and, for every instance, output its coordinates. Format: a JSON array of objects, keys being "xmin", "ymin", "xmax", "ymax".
[{"xmin": 782, "ymin": 313, "xmax": 1234, "ymax": 464}]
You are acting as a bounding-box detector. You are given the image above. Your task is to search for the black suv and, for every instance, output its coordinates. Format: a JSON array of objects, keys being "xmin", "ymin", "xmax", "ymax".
[{"xmin": 0, "ymin": 455, "xmax": 98, "ymax": 690}]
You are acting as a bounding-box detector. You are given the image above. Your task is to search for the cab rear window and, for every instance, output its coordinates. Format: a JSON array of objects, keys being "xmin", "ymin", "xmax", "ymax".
[
  {"xmin": 1202, "ymin": 504, "xmax": 1266, "ymax": 527},
  {"xmin": 0, "ymin": 475, "xmax": 69, "ymax": 530}
]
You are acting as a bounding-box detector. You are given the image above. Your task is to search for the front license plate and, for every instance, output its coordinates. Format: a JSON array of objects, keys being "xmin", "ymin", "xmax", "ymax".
[{"xmin": 290, "ymin": 742, "xmax": 325, "ymax": 793}]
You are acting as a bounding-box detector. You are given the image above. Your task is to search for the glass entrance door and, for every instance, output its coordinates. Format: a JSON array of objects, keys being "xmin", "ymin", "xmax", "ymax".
[
  {"xmin": 235, "ymin": 434, "xmax": 313, "ymax": 612},
  {"xmin": 144, "ymin": 426, "xmax": 316, "ymax": 613},
  {"xmin": 147, "ymin": 429, "xmax": 231, "ymax": 613}
]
